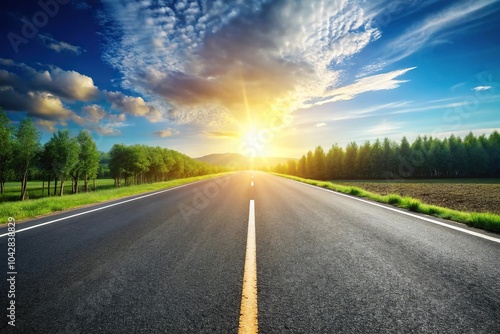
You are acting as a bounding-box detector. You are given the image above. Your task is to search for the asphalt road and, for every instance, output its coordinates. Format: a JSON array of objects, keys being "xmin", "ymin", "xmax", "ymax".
[{"xmin": 1, "ymin": 171, "xmax": 499, "ymax": 333}]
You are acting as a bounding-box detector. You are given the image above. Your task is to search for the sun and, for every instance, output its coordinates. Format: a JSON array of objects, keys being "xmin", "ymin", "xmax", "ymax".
[{"xmin": 241, "ymin": 129, "xmax": 268, "ymax": 157}]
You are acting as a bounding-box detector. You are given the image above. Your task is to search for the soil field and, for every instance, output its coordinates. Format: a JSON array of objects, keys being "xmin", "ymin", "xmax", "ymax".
[{"xmin": 335, "ymin": 181, "xmax": 500, "ymax": 215}]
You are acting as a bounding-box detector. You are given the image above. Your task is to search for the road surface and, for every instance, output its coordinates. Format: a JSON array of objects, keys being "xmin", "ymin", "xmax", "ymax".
[{"xmin": 1, "ymin": 171, "xmax": 499, "ymax": 333}]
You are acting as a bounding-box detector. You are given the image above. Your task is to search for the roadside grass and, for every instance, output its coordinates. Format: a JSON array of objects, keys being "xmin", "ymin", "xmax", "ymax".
[
  {"xmin": 0, "ymin": 173, "xmax": 232, "ymax": 225},
  {"xmin": 0, "ymin": 179, "xmax": 116, "ymax": 203},
  {"xmin": 273, "ymin": 173, "xmax": 500, "ymax": 234}
]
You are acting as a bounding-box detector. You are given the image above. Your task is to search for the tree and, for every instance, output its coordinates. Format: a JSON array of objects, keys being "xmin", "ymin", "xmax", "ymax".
[
  {"xmin": 397, "ymin": 136, "xmax": 412, "ymax": 178},
  {"xmin": 75, "ymin": 131, "xmax": 100, "ymax": 192},
  {"xmin": 487, "ymin": 131, "xmax": 500, "ymax": 177},
  {"xmin": 382, "ymin": 137, "xmax": 398, "ymax": 178},
  {"xmin": 13, "ymin": 118, "xmax": 41, "ymax": 200},
  {"xmin": 109, "ymin": 144, "xmax": 127, "ymax": 186},
  {"xmin": 312, "ymin": 146, "xmax": 326, "ymax": 180},
  {"xmin": 0, "ymin": 109, "xmax": 14, "ymax": 194},
  {"xmin": 297, "ymin": 155, "xmax": 307, "ymax": 177},
  {"xmin": 448, "ymin": 135, "xmax": 466, "ymax": 177},
  {"xmin": 370, "ymin": 139, "xmax": 384, "ymax": 178},
  {"xmin": 286, "ymin": 159, "xmax": 297, "ymax": 176},
  {"xmin": 326, "ymin": 144, "xmax": 343, "ymax": 180},
  {"xmin": 39, "ymin": 141, "xmax": 57, "ymax": 196},
  {"xmin": 343, "ymin": 142, "xmax": 358, "ymax": 179},
  {"xmin": 47, "ymin": 130, "xmax": 81, "ymax": 196},
  {"xmin": 356, "ymin": 141, "xmax": 372, "ymax": 178},
  {"xmin": 464, "ymin": 132, "xmax": 488, "ymax": 177},
  {"xmin": 305, "ymin": 150, "xmax": 314, "ymax": 179}
]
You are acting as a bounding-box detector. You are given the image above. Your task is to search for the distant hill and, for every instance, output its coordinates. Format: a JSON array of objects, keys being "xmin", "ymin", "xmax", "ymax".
[{"xmin": 195, "ymin": 153, "xmax": 296, "ymax": 170}]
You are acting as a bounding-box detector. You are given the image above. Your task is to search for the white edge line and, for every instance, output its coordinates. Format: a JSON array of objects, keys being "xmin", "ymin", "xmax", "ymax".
[
  {"xmin": 0, "ymin": 178, "xmax": 216, "ymax": 238},
  {"xmin": 283, "ymin": 177, "xmax": 500, "ymax": 244}
]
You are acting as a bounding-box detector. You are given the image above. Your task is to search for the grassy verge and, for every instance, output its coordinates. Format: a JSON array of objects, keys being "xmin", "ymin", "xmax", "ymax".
[
  {"xmin": 0, "ymin": 173, "xmax": 232, "ymax": 225},
  {"xmin": 272, "ymin": 173, "xmax": 500, "ymax": 234},
  {"xmin": 0, "ymin": 179, "xmax": 116, "ymax": 203}
]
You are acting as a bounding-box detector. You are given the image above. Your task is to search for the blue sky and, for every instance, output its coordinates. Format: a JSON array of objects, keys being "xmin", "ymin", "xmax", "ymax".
[{"xmin": 1, "ymin": 0, "xmax": 499, "ymax": 158}]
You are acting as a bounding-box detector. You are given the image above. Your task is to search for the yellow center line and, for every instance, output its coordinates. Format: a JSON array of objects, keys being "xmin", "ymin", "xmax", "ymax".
[{"xmin": 238, "ymin": 200, "xmax": 258, "ymax": 334}]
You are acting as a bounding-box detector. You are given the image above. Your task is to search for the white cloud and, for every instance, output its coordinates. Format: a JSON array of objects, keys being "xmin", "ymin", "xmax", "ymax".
[
  {"xmin": 472, "ymin": 86, "xmax": 493, "ymax": 91},
  {"xmin": 312, "ymin": 67, "xmax": 416, "ymax": 106},
  {"xmin": 367, "ymin": 122, "xmax": 403, "ymax": 134},
  {"xmin": 39, "ymin": 34, "xmax": 84, "ymax": 55},
  {"xmin": 316, "ymin": 122, "xmax": 327, "ymax": 127},
  {"xmin": 378, "ymin": 0, "xmax": 498, "ymax": 66},
  {"xmin": 100, "ymin": 0, "xmax": 386, "ymax": 128}
]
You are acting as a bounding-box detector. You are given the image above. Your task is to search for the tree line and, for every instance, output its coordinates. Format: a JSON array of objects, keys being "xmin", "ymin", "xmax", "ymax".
[
  {"xmin": 272, "ymin": 132, "xmax": 500, "ymax": 180},
  {"xmin": 108, "ymin": 143, "xmax": 225, "ymax": 187},
  {"xmin": 0, "ymin": 110, "xmax": 225, "ymax": 200}
]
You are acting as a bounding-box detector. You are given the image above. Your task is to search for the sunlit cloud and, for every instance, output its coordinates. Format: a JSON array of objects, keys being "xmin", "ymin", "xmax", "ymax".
[
  {"xmin": 75, "ymin": 105, "xmax": 128, "ymax": 136},
  {"xmin": 100, "ymin": 0, "xmax": 387, "ymax": 129},
  {"xmin": 0, "ymin": 60, "xmax": 100, "ymax": 102},
  {"xmin": 311, "ymin": 67, "xmax": 416, "ymax": 106},
  {"xmin": 205, "ymin": 131, "xmax": 240, "ymax": 139},
  {"xmin": 103, "ymin": 90, "xmax": 163, "ymax": 122},
  {"xmin": 154, "ymin": 128, "xmax": 180, "ymax": 138},
  {"xmin": 35, "ymin": 119, "xmax": 58, "ymax": 133},
  {"xmin": 316, "ymin": 123, "xmax": 327, "ymax": 127},
  {"xmin": 82, "ymin": 104, "xmax": 107, "ymax": 123},
  {"xmin": 0, "ymin": 86, "xmax": 74, "ymax": 120}
]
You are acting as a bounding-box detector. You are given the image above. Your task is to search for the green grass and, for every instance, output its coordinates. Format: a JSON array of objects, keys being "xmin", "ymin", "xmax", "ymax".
[
  {"xmin": 0, "ymin": 179, "xmax": 116, "ymax": 202},
  {"xmin": 0, "ymin": 173, "xmax": 232, "ymax": 224},
  {"xmin": 272, "ymin": 173, "xmax": 500, "ymax": 234}
]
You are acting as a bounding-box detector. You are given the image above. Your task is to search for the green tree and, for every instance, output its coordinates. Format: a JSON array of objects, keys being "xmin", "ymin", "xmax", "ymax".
[
  {"xmin": 448, "ymin": 135, "xmax": 466, "ymax": 177},
  {"xmin": 370, "ymin": 139, "xmax": 384, "ymax": 178},
  {"xmin": 13, "ymin": 118, "xmax": 41, "ymax": 200},
  {"xmin": 464, "ymin": 132, "xmax": 488, "ymax": 177},
  {"xmin": 305, "ymin": 150, "xmax": 314, "ymax": 179},
  {"xmin": 286, "ymin": 159, "xmax": 297, "ymax": 176},
  {"xmin": 297, "ymin": 155, "xmax": 307, "ymax": 177},
  {"xmin": 47, "ymin": 130, "xmax": 80, "ymax": 196},
  {"xmin": 487, "ymin": 131, "xmax": 500, "ymax": 177},
  {"xmin": 382, "ymin": 137, "xmax": 398, "ymax": 178},
  {"xmin": 109, "ymin": 144, "xmax": 127, "ymax": 186},
  {"xmin": 76, "ymin": 131, "xmax": 100, "ymax": 192},
  {"xmin": 0, "ymin": 109, "xmax": 14, "ymax": 193},
  {"xmin": 343, "ymin": 142, "xmax": 358, "ymax": 179},
  {"xmin": 39, "ymin": 141, "xmax": 57, "ymax": 196},
  {"xmin": 326, "ymin": 144, "xmax": 343, "ymax": 180},
  {"xmin": 356, "ymin": 141, "xmax": 372, "ymax": 178},
  {"xmin": 313, "ymin": 146, "xmax": 326, "ymax": 180}
]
